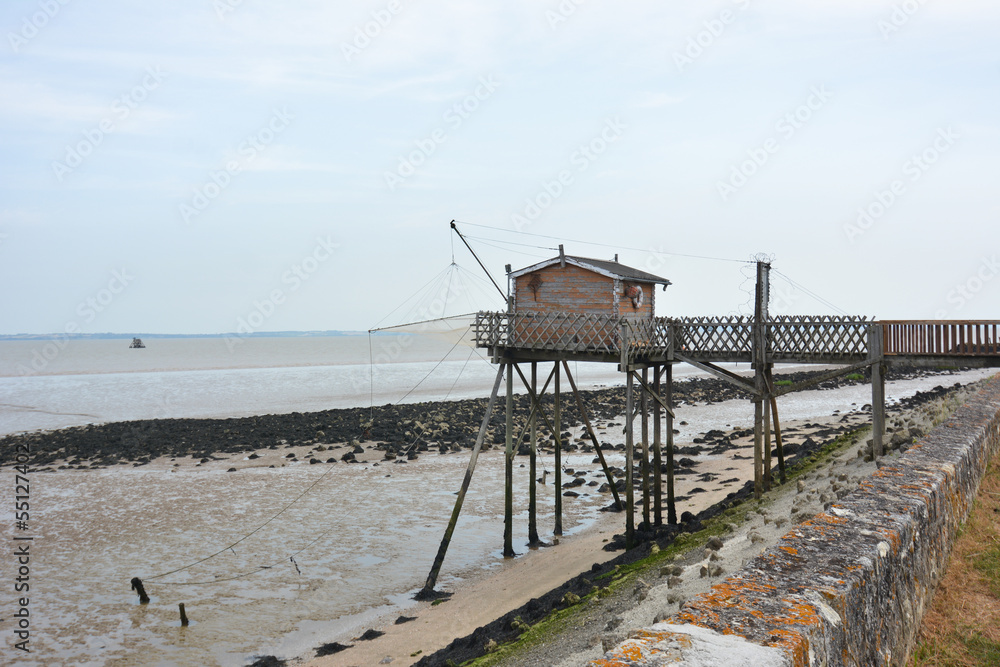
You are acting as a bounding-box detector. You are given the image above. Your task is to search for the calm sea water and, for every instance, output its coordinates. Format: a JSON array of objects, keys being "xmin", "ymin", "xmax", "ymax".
[{"xmin": 0, "ymin": 335, "xmax": 630, "ymax": 437}]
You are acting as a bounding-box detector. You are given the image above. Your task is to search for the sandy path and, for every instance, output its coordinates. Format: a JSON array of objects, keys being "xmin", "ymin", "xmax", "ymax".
[
  {"xmin": 297, "ymin": 417, "xmax": 865, "ymax": 666},
  {"xmin": 303, "ymin": 512, "xmax": 623, "ymax": 667}
]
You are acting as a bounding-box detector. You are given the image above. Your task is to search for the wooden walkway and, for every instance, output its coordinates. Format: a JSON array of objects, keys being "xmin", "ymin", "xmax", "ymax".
[{"xmin": 475, "ymin": 312, "xmax": 1000, "ymax": 368}]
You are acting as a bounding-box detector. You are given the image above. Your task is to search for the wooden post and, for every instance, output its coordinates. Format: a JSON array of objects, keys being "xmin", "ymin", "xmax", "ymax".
[
  {"xmin": 625, "ymin": 369, "xmax": 635, "ymax": 549},
  {"xmin": 665, "ymin": 363, "xmax": 676, "ymax": 525},
  {"xmin": 422, "ymin": 365, "xmax": 505, "ymax": 594},
  {"xmin": 130, "ymin": 577, "xmax": 150, "ymax": 604},
  {"xmin": 870, "ymin": 325, "xmax": 886, "ymax": 458},
  {"xmin": 554, "ymin": 360, "xmax": 563, "ymax": 536},
  {"xmin": 753, "ymin": 397, "xmax": 763, "ymax": 498},
  {"xmin": 652, "ymin": 365, "xmax": 663, "ymax": 526},
  {"xmin": 763, "ymin": 383, "xmax": 772, "ymax": 492},
  {"xmin": 178, "ymin": 603, "xmax": 189, "ymax": 627},
  {"xmin": 640, "ymin": 367, "xmax": 651, "ymax": 529},
  {"xmin": 528, "ymin": 361, "xmax": 540, "ymax": 546},
  {"xmin": 504, "ymin": 361, "xmax": 515, "ymax": 558},
  {"xmin": 752, "ymin": 260, "xmax": 770, "ymax": 500},
  {"xmin": 562, "ymin": 360, "xmax": 623, "ymax": 511},
  {"xmin": 766, "ymin": 368, "xmax": 787, "ymax": 484},
  {"xmin": 872, "ymin": 362, "xmax": 885, "ymax": 458}
]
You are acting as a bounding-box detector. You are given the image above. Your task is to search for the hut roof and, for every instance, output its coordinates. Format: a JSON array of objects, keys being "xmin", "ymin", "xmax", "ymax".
[{"xmin": 509, "ymin": 255, "xmax": 672, "ymax": 286}]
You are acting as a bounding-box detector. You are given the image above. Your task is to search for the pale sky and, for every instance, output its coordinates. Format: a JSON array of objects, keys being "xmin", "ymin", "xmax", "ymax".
[{"xmin": 1, "ymin": 1, "xmax": 998, "ymax": 335}]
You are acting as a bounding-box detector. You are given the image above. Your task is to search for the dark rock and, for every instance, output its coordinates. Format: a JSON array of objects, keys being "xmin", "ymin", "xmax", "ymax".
[
  {"xmin": 315, "ymin": 642, "xmax": 351, "ymax": 657},
  {"xmin": 249, "ymin": 657, "xmax": 286, "ymax": 667}
]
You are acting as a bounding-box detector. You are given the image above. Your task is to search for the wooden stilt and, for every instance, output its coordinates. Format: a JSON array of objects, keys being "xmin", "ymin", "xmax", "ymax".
[
  {"xmin": 763, "ymin": 386, "xmax": 772, "ymax": 492},
  {"xmin": 872, "ymin": 361, "xmax": 885, "ymax": 458},
  {"xmin": 179, "ymin": 603, "xmax": 189, "ymax": 627},
  {"xmin": 625, "ymin": 369, "xmax": 635, "ymax": 549},
  {"xmin": 640, "ymin": 367, "xmax": 650, "ymax": 529},
  {"xmin": 562, "ymin": 361, "xmax": 623, "ymax": 511},
  {"xmin": 554, "ymin": 361, "xmax": 563, "ymax": 536},
  {"xmin": 652, "ymin": 365, "xmax": 663, "ymax": 526},
  {"xmin": 753, "ymin": 397, "xmax": 763, "ymax": 499},
  {"xmin": 665, "ymin": 363, "xmax": 676, "ymax": 525},
  {"xmin": 422, "ymin": 365, "xmax": 505, "ymax": 594},
  {"xmin": 765, "ymin": 367, "xmax": 786, "ymax": 484},
  {"xmin": 870, "ymin": 325, "xmax": 886, "ymax": 458},
  {"xmin": 528, "ymin": 361, "xmax": 540, "ymax": 546},
  {"xmin": 504, "ymin": 361, "xmax": 515, "ymax": 558},
  {"xmin": 752, "ymin": 260, "xmax": 769, "ymax": 501}
]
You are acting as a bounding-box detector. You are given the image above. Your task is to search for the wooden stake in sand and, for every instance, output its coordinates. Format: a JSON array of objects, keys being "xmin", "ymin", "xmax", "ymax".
[
  {"xmin": 130, "ymin": 577, "xmax": 150, "ymax": 604},
  {"xmin": 178, "ymin": 603, "xmax": 189, "ymax": 626}
]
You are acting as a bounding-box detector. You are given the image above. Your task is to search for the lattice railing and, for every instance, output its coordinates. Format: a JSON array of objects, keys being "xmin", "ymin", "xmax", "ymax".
[
  {"xmin": 474, "ymin": 311, "xmax": 510, "ymax": 348},
  {"xmin": 671, "ymin": 316, "xmax": 753, "ymax": 356},
  {"xmin": 768, "ymin": 315, "xmax": 870, "ymax": 359},
  {"xmin": 622, "ymin": 318, "xmax": 672, "ymax": 356},
  {"xmin": 475, "ymin": 311, "xmax": 624, "ymax": 354},
  {"xmin": 477, "ymin": 312, "xmax": 874, "ymax": 360}
]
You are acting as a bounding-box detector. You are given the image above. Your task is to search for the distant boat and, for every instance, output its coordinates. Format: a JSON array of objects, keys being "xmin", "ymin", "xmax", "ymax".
[{"xmin": 129, "ymin": 338, "xmax": 146, "ymax": 349}]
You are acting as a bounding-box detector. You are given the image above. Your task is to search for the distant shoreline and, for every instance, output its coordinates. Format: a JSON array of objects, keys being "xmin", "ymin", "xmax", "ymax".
[{"xmin": 0, "ymin": 330, "xmax": 377, "ymax": 341}]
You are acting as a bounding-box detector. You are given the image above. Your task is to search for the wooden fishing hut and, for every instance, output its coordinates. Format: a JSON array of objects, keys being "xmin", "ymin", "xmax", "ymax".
[{"xmin": 421, "ymin": 246, "xmax": 676, "ymax": 595}]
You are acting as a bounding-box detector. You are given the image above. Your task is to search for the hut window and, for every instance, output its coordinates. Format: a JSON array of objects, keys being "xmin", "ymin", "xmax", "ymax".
[
  {"xmin": 624, "ymin": 284, "xmax": 644, "ymax": 309},
  {"xmin": 528, "ymin": 274, "xmax": 543, "ymax": 300}
]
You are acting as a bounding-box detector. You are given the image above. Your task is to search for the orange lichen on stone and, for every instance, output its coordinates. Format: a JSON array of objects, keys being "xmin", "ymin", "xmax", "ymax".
[
  {"xmin": 814, "ymin": 512, "xmax": 849, "ymax": 526},
  {"xmin": 875, "ymin": 527, "xmax": 902, "ymax": 551},
  {"xmin": 780, "ymin": 545, "xmax": 799, "ymax": 556},
  {"xmin": 765, "ymin": 628, "xmax": 810, "ymax": 667},
  {"xmin": 772, "ymin": 601, "xmax": 824, "ymax": 628},
  {"xmin": 586, "ymin": 659, "xmax": 631, "ymax": 667},
  {"xmin": 628, "ymin": 628, "xmax": 692, "ymax": 649},
  {"xmin": 691, "ymin": 578, "xmax": 779, "ymax": 613},
  {"xmin": 619, "ymin": 642, "xmax": 644, "ymax": 661}
]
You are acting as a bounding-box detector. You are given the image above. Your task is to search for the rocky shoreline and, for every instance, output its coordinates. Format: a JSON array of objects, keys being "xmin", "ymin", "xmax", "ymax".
[{"xmin": 0, "ymin": 366, "xmax": 958, "ymax": 471}]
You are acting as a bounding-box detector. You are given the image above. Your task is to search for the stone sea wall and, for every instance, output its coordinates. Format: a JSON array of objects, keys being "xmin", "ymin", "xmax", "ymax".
[{"xmin": 589, "ymin": 374, "xmax": 1000, "ymax": 667}]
